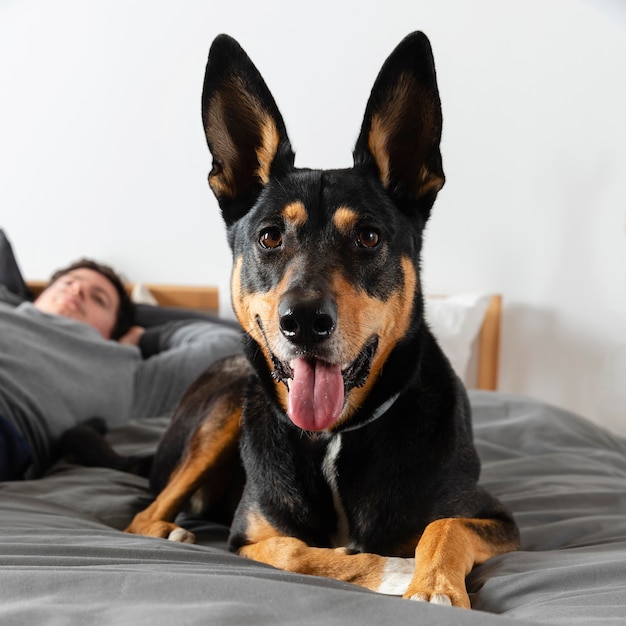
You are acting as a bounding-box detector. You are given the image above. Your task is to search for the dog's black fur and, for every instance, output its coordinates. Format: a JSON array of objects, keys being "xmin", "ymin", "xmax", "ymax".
[{"xmin": 127, "ymin": 32, "xmax": 519, "ymax": 607}]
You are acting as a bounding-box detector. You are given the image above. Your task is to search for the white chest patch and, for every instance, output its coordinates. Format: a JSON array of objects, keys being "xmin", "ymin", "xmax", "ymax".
[{"xmin": 321, "ymin": 435, "xmax": 351, "ymax": 548}]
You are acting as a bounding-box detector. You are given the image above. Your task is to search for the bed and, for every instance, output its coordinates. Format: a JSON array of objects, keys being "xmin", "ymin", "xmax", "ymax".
[{"xmin": 1, "ymin": 266, "xmax": 625, "ymax": 624}]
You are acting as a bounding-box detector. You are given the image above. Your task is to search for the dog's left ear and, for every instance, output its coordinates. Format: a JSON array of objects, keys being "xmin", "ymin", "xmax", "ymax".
[
  {"xmin": 353, "ymin": 32, "xmax": 445, "ymax": 219},
  {"xmin": 202, "ymin": 35, "xmax": 295, "ymax": 226}
]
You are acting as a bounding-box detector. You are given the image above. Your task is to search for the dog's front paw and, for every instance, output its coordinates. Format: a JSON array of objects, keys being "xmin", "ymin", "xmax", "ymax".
[
  {"xmin": 404, "ymin": 585, "xmax": 469, "ymax": 609},
  {"xmin": 168, "ymin": 527, "xmax": 196, "ymax": 543},
  {"xmin": 125, "ymin": 518, "xmax": 196, "ymax": 544},
  {"xmin": 408, "ymin": 591, "xmax": 453, "ymax": 606}
]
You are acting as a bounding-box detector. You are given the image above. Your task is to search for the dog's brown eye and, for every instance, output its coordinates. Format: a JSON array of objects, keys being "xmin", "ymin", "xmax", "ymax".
[
  {"xmin": 259, "ymin": 227, "xmax": 283, "ymax": 249},
  {"xmin": 356, "ymin": 228, "xmax": 381, "ymax": 249}
]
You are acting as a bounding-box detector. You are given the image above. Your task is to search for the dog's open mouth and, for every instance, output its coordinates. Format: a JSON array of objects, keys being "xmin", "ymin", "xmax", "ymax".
[{"xmin": 270, "ymin": 337, "xmax": 378, "ymax": 432}]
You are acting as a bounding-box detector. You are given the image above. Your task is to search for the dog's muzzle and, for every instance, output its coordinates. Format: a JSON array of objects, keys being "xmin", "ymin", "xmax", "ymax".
[
  {"xmin": 255, "ymin": 290, "xmax": 378, "ymax": 431},
  {"xmin": 269, "ymin": 331, "xmax": 379, "ymax": 432}
]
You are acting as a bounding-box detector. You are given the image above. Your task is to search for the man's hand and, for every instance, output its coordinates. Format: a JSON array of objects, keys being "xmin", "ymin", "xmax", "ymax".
[{"xmin": 118, "ymin": 325, "xmax": 145, "ymax": 346}]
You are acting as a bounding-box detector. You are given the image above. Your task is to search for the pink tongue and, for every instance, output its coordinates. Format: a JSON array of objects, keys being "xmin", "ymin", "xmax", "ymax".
[{"xmin": 287, "ymin": 358, "xmax": 344, "ymax": 431}]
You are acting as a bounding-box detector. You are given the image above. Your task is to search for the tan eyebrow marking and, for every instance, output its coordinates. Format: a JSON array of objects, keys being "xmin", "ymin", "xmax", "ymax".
[
  {"xmin": 282, "ymin": 201, "xmax": 307, "ymax": 227},
  {"xmin": 333, "ymin": 207, "xmax": 359, "ymax": 234}
]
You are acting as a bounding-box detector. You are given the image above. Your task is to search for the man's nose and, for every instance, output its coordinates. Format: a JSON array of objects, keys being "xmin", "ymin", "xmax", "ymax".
[{"xmin": 69, "ymin": 281, "xmax": 84, "ymax": 298}]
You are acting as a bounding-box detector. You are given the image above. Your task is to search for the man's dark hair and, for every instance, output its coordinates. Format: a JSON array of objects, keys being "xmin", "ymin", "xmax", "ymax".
[{"xmin": 48, "ymin": 258, "xmax": 135, "ymax": 339}]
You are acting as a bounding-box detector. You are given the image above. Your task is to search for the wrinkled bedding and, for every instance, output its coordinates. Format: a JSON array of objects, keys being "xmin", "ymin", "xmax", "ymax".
[{"xmin": 1, "ymin": 392, "xmax": 625, "ymax": 625}]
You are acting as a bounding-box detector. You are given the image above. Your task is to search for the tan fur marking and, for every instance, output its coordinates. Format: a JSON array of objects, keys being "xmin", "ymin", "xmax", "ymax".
[
  {"xmin": 238, "ymin": 536, "xmax": 388, "ymax": 591},
  {"xmin": 404, "ymin": 518, "xmax": 520, "ymax": 608},
  {"xmin": 245, "ymin": 509, "xmax": 283, "ymax": 544},
  {"xmin": 125, "ymin": 399, "xmax": 241, "ymax": 538},
  {"xmin": 415, "ymin": 162, "xmax": 445, "ymax": 198},
  {"xmin": 368, "ymin": 115, "xmax": 391, "ymax": 188},
  {"xmin": 332, "ymin": 207, "xmax": 359, "ymax": 235},
  {"xmin": 282, "ymin": 201, "xmax": 308, "ymax": 228},
  {"xmin": 231, "ymin": 256, "xmax": 290, "ymax": 411},
  {"xmin": 256, "ymin": 116, "xmax": 280, "ymax": 185},
  {"xmin": 333, "ymin": 256, "xmax": 417, "ymax": 424}
]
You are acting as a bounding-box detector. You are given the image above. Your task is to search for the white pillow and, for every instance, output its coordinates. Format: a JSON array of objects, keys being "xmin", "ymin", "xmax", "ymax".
[
  {"xmin": 424, "ymin": 293, "xmax": 492, "ymax": 386},
  {"xmin": 130, "ymin": 283, "xmax": 158, "ymax": 305}
]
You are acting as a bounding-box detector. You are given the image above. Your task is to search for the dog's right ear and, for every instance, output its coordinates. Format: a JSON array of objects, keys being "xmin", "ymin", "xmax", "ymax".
[{"xmin": 202, "ymin": 35, "xmax": 295, "ymax": 226}]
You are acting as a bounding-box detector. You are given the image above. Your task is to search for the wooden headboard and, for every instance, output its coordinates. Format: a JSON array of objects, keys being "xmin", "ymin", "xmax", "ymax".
[
  {"xmin": 477, "ymin": 295, "xmax": 502, "ymax": 391},
  {"xmin": 26, "ymin": 281, "xmax": 501, "ymax": 391},
  {"xmin": 26, "ymin": 281, "xmax": 219, "ymax": 315}
]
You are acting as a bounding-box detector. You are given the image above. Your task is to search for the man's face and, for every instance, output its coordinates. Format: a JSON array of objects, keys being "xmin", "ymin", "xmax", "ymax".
[{"xmin": 34, "ymin": 268, "xmax": 120, "ymax": 339}]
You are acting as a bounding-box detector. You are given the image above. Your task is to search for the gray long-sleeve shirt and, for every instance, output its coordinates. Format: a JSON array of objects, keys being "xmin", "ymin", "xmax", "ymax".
[{"xmin": 0, "ymin": 300, "xmax": 242, "ymax": 476}]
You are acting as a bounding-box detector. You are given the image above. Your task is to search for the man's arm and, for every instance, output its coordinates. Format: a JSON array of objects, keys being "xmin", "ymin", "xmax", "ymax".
[{"xmin": 131, "ymin": 321, "xmax": 243, "ymax": 419}]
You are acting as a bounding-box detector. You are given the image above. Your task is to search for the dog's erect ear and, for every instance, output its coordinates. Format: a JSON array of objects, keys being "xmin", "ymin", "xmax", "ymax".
[
  {"xmin": 353, "ymin": 32, "xmax": 444, "ymax": 219},
  {"xmin": 202, "ymin": 35, "xmax": 295, "ymax": 225}
]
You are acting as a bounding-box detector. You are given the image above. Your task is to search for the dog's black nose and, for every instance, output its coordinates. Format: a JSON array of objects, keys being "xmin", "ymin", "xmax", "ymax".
[{"xmin": 279, "ymin": 297, "xmax": 337, "ymax": 345}]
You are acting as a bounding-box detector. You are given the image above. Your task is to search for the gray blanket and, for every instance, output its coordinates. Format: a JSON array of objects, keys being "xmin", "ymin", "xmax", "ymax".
[{"xmin": 1, "ymin": 392, "xmax": 625, "ymax": 625}]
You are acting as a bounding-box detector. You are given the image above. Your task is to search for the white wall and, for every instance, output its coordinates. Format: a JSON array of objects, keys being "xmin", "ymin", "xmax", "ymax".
[{"xmin": 1, "ymin": 0, "xmax": 625, "ymax": 434}]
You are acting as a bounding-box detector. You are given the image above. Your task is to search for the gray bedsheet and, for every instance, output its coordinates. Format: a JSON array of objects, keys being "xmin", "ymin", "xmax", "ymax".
[{"xmin": 1, "ymin": 392, "xmax": 625, "ymax": 625}]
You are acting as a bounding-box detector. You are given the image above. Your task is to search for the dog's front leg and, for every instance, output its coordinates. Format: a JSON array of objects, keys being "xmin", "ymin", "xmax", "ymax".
[
  {"xmin": 125, "ymin": 398, "xmax": 242, "ymax": 542},
  {"xmin": 404, "ymin": 517, "xmax": 520, "ymax": 608},
  {"xmin": 238, "ymin": 537, "xmax": 415, "ymax": 595},
  {"xmin": 124, "ymin": 453, "xmax": 211, "ymax": 543}
]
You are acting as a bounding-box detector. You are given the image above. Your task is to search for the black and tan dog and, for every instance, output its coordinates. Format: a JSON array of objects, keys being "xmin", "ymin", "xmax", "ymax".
[{"xmin": 126, "ymin": 31, "xmax": 519, "ymax": 608}]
